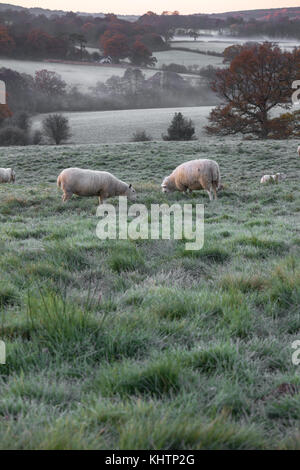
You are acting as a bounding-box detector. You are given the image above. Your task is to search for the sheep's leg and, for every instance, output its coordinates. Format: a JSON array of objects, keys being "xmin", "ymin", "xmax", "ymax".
[
  {"xmin": 207, "ymin": 190, "xmax": 213, "ymax": 201},
  {"xmin": 62, "ymin": 192, "xmax": 72, "ymax": 202},
  {"xmin": 213, "ymin": 186, "xmax": 217, "ymax": 200},
  {"xmin": 98, "ymin": 196, "xmax": 102, "ymax": 205}
]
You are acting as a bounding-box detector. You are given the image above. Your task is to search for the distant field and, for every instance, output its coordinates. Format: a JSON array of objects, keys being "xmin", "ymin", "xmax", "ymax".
[
  {"xmin": 171, "ymin": 40, "xmax": 234, "ymax": 54},
  {"xmin": 153, "ymin": 50, "xmax": 224, "ymax": 68},
  {"xmin": 1, "ymin": 139, "xmax": 300, "ymax": 449},
  {"xmin": 171, "ymin": 38, "xmax": 300, "ymax": 55},
  {"xmin": 0, "ymin": 59, "xmax": 159, "ymax": 91},
  {"xmin": 32, "ymin": 106, "xmax": 213, "ymax": 144}
]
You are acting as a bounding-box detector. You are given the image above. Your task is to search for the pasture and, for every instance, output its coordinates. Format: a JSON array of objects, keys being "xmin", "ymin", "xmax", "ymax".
[
  {"xmin": 153, "ymin": 50, "xmax": 224, "ymax": 68},
  {"xmin": 32, "ymin": 106, "xmax": 213, "ymax": 144},
  {"xmin": 0, "ymin": 138, "xmax": 300, "ymax": 449},
  {"xmin": 170, "ymin": 38, "xmax": 300, "ymax": 55}
]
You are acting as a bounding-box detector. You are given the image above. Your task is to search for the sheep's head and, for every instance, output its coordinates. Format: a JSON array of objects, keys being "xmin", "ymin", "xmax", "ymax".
[
  {"xmin": 126, "ymin": 183, "xmax": 137, "ymax": 201},
  {"xmin": 161, "ymin": 176, "xmax": 174, "ymax": 193},
  {"xmin": 275, "ymin": 173, "xmax": 287, "ymax": 182}
]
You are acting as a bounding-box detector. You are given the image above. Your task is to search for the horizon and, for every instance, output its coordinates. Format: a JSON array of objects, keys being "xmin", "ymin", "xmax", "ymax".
[{"xmin": 2, "ymin": 0, "xmax": 300, "ymax": 16}]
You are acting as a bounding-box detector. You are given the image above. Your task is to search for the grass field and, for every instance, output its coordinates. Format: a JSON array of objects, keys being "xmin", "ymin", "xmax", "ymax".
[
  {"xmin": 171, "ymin": 40, "xmax": 234, "ymax": 54},
  {"xmin": 153, "ymin": 50, "xmax": 224, "ymax": 68},
  {"xmin": 170, "ymin": 38, "xmax": 300, "ymax": 54},
  {"xmin": 32, "ymin": 106, "xmax": 213, "ymax": 144},
  {"xmin": 1, "ymin": 138, "xmax": 300, "ymax": 449}
]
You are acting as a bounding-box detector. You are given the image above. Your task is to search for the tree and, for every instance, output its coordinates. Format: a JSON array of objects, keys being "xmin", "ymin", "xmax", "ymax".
[
  {"xmin": 42, "ymin": 114, "xmax": 71, "ymax": 145},
  {"xmin": 0, "ymin": 103, "xmax": 13, "ymax": 126},
  {"xmin": 35, "ymin": 70, "xmax": 67, "ymax": 96},
  {"xmin": 69, "ymin": 33, "xmax": 87, "ymax": 60},
  {"xmin": 163, "ymin": 112, "xmax": 195, "ymax": 141},
  {"xmin": 206, "ymin": 42, "xmax": 300, "ymax": 139},
  {"xmin": 0, "ymin": 25, "xmax": 15, "ymax": 55},
  {"xmin": 129, "ymin": 40, "xmax": 157, "ymax": 67},
  {"xmin": 100, "ymin": 33, "xmax": 130, "ymax": 62}
]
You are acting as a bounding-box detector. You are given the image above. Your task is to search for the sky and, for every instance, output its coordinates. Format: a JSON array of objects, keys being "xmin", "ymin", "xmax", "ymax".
[{"xmin": 3, "ymin": 0, "xmax": 300, "ymax": 16}]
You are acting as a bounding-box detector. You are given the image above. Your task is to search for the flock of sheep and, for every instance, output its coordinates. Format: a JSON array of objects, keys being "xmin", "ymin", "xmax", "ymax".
[{"xmin": 0, "ymin": 149, "xmax": 293, "ymax": 205}]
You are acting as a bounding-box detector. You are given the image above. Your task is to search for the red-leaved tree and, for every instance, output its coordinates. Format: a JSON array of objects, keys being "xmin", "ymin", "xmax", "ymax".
[
  {"xmin": 129, "ymin": 40, "xmax": 157, "ymax": 66},
  {"xmin": 206, "ymin": 42, "xmax": 300, "ymax": 139},
  {"xmin": 100, "ymin": 32, "xmax": 130, "ymax": 62}
]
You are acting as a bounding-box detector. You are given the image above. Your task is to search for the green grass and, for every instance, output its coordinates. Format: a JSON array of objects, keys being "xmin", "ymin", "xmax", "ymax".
[{"xmin": 0, "ymin": 138, "xmax": 300, "ymax": 449}]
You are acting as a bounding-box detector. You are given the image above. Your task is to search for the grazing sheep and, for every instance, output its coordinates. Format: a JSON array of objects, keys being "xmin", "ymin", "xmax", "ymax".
[
  {"xmin": 260, "ymin": 173, "xmax": 287, "ymax": 184},
  {"xmin": 297, "ymin": 145, "xmax": 300, "ymax": 157},
  {"xmin": 0, "ymin": 168, "xmax": 15, "ymax": 184},
  {"xmin": 161, "ymin": 159, "xmax": 221, "ymax": 201},
  {"xmin": 57, "ymin": 167, "xmax": 136, "ymax": 205}
]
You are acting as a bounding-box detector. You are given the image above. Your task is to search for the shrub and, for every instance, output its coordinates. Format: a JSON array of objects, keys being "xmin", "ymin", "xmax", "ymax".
[
  {"xmin": 131, "ymin": 130, "xmax": 152, "ymax": 142},
  {"xmin": 162, "ymin": 112, "xmax": 196, "ymax": 141},
  {"xmin": 0, "ymin": 126, "xmax": 28, "ymax": 146},
  {"xmin": 42, "ymin": 114, "xmax": 72, "ymax": 145},
  {"xmin": 31, "ymin": 129, "xmax": 43, "ymax": 145}
]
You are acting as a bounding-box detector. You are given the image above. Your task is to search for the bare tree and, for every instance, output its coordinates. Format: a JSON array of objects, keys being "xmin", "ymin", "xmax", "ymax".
[{"xmin": 42, "ymin": 114, "xmax": 71, "ymax": 145}]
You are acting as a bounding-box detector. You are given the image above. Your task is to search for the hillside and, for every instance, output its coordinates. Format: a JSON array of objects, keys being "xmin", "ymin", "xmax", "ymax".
[
  {"xmin": 0, "ymin": 3, "xmax": 139, "ymax": 21},
  {"xmin": 1, "ymin": 3, "xmax": 300, "ymax": 22}
]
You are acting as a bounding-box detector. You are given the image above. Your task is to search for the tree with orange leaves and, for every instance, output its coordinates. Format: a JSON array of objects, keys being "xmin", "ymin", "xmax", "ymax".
[
  {"xmin": 100, "ymin": 32, "xmax": 130, "ymax": 62},
  {"xmin": 206, "ymin": 42, "xmax": 300, "ymax": 139}
]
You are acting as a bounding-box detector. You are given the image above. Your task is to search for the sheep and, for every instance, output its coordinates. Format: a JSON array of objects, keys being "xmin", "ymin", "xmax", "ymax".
[
  {"xmin": 161, "ymin": 159, "xmax": 221, "ymax": 201},
  {"xmin": 297, "ymin": 145, "xmax": 300, "ymax": 157},
  {"xmin": 260, "ymin": 173, "xmax": 287, "ymax": 184},
  {"xmin": 0, "ymin": 168, "xmax": 15, "ymax": 184},
  {"xmin": 57, "ymin": 167, "xmax": 136, "ymax": 205}
]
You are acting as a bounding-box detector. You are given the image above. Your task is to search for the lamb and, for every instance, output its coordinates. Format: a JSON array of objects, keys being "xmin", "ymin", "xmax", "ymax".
[
  {"xmin": 57, "ymin": 168, "xmax": 136, "ymax": 205},
  {"xmin": 260, "ymin": 173, "xmax": 287, "ymax": 184},
  {"xmin": 161, "ymin": 159, "xmax": 221, "ymax": 201},
  {"xmin": 0, "ymin": 168, "xmax": 15, "ymax": 184}
]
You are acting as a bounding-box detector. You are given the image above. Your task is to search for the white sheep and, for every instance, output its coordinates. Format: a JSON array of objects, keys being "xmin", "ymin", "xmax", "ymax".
[
  {"xmin": 0, "ymin": 168, "xmax": 15, "ymax": 184},
  {"xmin": 57, "ymin": 167, "xmax": 136, "ymax": 205},
  {"xmin": 260, "ymin": 173, "xmax": 287, "ymax": 184},
  {"xmin": 161, "ymin": 159, "xmax": 221, "ymax": 201},
  {"xmin": 297, "ymin": 145, "xmax": 300, "ymax": 157}
]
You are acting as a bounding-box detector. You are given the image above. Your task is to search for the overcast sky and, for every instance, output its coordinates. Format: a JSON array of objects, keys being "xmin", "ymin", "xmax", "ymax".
[{"xmin": 4, "ymin": 0, "xmax": 300, "ymax": 15}]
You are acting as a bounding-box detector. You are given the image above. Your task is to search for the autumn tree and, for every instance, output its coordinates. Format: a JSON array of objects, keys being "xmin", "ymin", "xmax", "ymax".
[
  {"xmin": 206, "ymin": 42, "xmax": 300, "ymax": 139},
  {"xmin": 35, "ymin": 70, "xmax": 67, "ymax": 96},
  {"xmin": 129, "ymin": 40, "xmax": 157, "ymax": 66},
  {"xmin": 0, "ymin": 103, "xmax": 13, "ymax": 126},
  {"xmin": 100, "ymin": 32, "xmax": 130, "ymax": 62}
]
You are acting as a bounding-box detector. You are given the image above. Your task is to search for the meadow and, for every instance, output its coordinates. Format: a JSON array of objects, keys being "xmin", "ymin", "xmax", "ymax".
[
  {"xmin": 170, "ymin": 38, "xmax": 300, "ymax": 55},
  {"xmin": 0, "ymin": 138, "xmax": 300, "ymax": 449},
  {"xmin": 153, "ymin": 50, "xmax": 224, "ymax": 68},
  {"xmin": 32, "ymin": 106, "xmax": 213, "ymax": 144}
]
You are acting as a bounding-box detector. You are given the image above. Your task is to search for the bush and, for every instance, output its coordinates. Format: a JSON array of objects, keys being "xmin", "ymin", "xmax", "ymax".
[
  {"xmin": 42, "ymin": 114, "xmax": 72, "ymax": 145},
  {"xmin": 0, "ymin": 126, "xmax": 28, "ymax": 146},
  {"xmin": 131, "ymin": 130, "xmax": 152, "ymax": 142},
  {"xmin": 162, "ymin": 112, "xmax": 196, "ymax": 141},
  {"xmin": 31, "ymin": 129, "xmax": 43, "ymax": 145},
  {"xmin": 162, "ymin": 63, "xmax": 188, "ymax": 74}
]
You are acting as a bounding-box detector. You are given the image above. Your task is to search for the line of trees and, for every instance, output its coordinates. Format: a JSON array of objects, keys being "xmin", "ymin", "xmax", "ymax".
[{"xmin": 0, "ymin": 9, "xmax": 163, "ymax": 65}]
